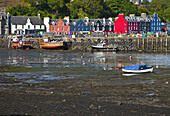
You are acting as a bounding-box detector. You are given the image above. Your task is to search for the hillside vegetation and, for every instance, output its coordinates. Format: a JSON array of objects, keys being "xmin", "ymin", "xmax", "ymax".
[
  {"xmin": 0, "ymin": 0, "xmax": 27, "ymax": 8},
  {"xmin": 2, "ymin": 0, "xmax": 170, "ymax": 22}
]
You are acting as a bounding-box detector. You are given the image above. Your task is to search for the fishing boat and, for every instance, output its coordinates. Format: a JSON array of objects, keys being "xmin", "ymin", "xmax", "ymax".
[
  {"xmin": 11, "ymin": 36, "xmax": 33, "ymax": 49},
  {"xmin": 91, "ymin": 43, "xmax": 118, "ymax": 52},
  {"xmin": 39, "ymin": 38, "xmax": 64, "ymax": 49},
  {"xmin": 122, "ymin": 64, "xmax": 153, "ymax": 73},
  {"xmin": 21, "ymin": 40, "xmax": 33, "ymax": 49}
]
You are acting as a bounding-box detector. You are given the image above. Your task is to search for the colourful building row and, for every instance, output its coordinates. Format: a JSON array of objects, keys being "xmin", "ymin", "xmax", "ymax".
[
  {"xmin": 0, "ymin": 12, "xmax": 162, "ymax": 37},
  {"xmin": 44, "ymin": 17, "xmax": 114, "ymax": 35},
  {"xmin": 115, "ymin": 13, "xmax": 162, "ymax": 34},
  {"xmin": 44, "ymin": 13, "xmax": 162, "ymax": 35}
]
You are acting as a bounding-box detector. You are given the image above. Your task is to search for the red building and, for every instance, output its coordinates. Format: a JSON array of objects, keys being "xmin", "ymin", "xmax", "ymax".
[
  {"xmin": 125, "ymin": 15, "xmax": 139, "ymax": 34},
  {"xmin": 49, "ymin": 19, "xmax": 70, "ymax": 35},
  {"xmin": 114, "ymin": 14, "xmax": 128, "ymax": 34}
]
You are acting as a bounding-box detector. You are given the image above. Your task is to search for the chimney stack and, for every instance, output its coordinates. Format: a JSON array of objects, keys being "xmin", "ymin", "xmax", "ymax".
[{"xmin": 38, "ymin": 13, "xmax": 41, "ymax": 19}]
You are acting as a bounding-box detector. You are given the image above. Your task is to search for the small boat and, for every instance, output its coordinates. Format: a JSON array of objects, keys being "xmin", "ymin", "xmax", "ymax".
[
  {"xmin": 39, "ymin": 38, "xmax": 64, "ymax": 49},
  {"xmin": 21, "ymin": 40, "xmax": 33, "ymax": 49},
  {"xmin": 11, "ymin": 41, "xmax": 20, "ymax": 49},
  {"xmin": 11, "ymin": 36, "xmax": 33, "ymax": 49},
  {"xmin": 91, "ymin": 43, "xmax": 118, "ymax": 52},
  {"xmin": 122, "ymin": 64, "xmax": 153, "ymax": 73}
]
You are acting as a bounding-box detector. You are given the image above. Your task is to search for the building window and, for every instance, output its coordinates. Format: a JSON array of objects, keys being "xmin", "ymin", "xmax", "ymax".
[
  {"xmin": 34, "ymin": 25, "xmax": 36, "ymax": 29},
  {"xmin": 22, "ymin": 25, "xmax": 24, "ymax": 29},
  {"xmin": 62, "ymin": 23, "xmax": 64, "ymax": 26},
  {"xmin": 57, "ymin": 27, "xmax": 59, "ymax": 31},
  {"xmin": 28, "ymin": 25, "xmax": 30, "ymax": 29},
  {"xmin": 62, "ymin": 27, "xmax": 64, "ymax": 31},
  {"xmin": 124, "ymin": 23, "xmax": 126, "ymax": 25},
  {"xmin": 97, "ymin": 27, "xmax": 99, "ymax": 31},
  {"xmin": 15, "ymin": 25, "xmax": 17, "ymax": 29},
  {"xmin": 125, "ymin": 27, "xmax": 126, "ymax": 30},
  {"xmin": 40, "ymin": 25, "xmax": 41, "ymax": 29},
  {"xmin": 109, "ymin": 27, "xmax": 111, "ymax": 31},
  {"xmin": 66, "ymin": 27, "xmax": 68, "ymax": 31},
  {"xmin": 53, "ymin": 27, "xmax": 55, "ymax": 31},
  {"xmin": 58, "ymin": 23, "xmax": 59, "ymax": 26}
]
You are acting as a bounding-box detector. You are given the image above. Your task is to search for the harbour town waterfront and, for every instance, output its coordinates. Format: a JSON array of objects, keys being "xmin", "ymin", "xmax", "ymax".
[{"xmin": 0, "ymin": 0, "xmax": 170, "ymax": 115}]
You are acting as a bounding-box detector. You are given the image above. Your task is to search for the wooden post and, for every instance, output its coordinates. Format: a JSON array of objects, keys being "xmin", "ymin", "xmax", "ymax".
[
  {"xmin": 152, "ymin": 38, "xmax": 153, "ymax": 50},
  {"xmin": 166, "ymin": 37, "xmax": 168, "ymax": 51},
  {"xmin": 161, "ymin": 38, "xmax": 162, "ymax": 51},
  {"xmin": 138, "ymin": 38, "xmax": 140, "ymax": 50},
  {"xmin": 143, "ymin": 38, "xmax": 144, "ymax": 50},
  {"xmin": 147, "ymin": 38, "xmax": 148, "ymax": 50},
  {"xmin": 156, "ymin": 38, "xmax": 158, "ymax": 51}
]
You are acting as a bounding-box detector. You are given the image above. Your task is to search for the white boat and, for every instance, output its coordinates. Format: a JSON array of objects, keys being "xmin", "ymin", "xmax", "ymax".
[
  {"xmin": 91, "ymin": 43, "xmax": 118, "ymax": 52},
  {"xmin": 122, "ymin": 64, "xmax": 153, "ymax": 73}
]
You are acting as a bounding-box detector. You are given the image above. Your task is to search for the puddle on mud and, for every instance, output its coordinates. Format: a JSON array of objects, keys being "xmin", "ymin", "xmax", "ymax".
[
  {"xmin": 140, "ymin": 80, "xmax": 156, "ymax": 84},
  {"xmin": 0, "ymin": 48, "xmax": 170, "ymax": 87},
  {"xmin": 82, "ymin": 91, "xmax": 93, "ymax": 94}
]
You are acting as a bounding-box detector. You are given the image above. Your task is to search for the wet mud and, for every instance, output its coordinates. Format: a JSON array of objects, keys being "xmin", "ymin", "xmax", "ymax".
[{"xmin": 0, "ymin": 48, "xmax": 170, "ymax": 115}]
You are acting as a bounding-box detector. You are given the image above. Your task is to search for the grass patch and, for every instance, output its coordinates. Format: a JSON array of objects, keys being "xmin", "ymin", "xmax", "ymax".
[{"xmin": 0, "ymin": 65, "xmax": 38, "ymax": 72}]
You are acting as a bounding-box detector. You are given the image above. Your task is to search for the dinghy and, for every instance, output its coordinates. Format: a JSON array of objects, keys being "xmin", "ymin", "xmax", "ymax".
[{"xmin": 122, "ymin": 64, "xmax": 153, "ymax": 73}]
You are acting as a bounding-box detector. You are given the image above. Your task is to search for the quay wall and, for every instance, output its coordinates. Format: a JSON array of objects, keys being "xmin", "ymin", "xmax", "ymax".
[{"xmin": 0, "ymin": 37, "xmax": 170, "ymax": 52}]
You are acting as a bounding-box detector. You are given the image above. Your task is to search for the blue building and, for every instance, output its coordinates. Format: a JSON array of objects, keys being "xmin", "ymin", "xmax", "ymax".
[
  {"xmin": 70, "ymin": 19, "xmax": 90, "ymax": 35},
  {"xmin": 148, "ymin": 13, "xmax": 162, "ymax": 33}
]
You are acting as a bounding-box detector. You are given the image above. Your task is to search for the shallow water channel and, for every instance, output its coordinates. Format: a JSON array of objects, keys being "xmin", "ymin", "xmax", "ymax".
[{"xmin": 0, "ymin": 48, "xmax": 170, "ymax": 108}]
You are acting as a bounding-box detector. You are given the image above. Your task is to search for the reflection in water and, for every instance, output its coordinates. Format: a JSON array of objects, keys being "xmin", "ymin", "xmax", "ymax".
[
  {"xmin": 0, "ymin": 48, "xmax": 170, "ymax": 85},
  {"xmin": 122, "ymin": 73, "xmax": 140, "ymax": 77}
]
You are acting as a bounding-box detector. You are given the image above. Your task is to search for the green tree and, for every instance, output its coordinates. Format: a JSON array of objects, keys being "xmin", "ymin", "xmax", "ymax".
[
  {"xmin": 66, "ymin": 0, "xmax": 104, "ymax": 19},
  {"xmin": 150, "ymin": 0, "xmax": 170, "ymax": 22},
  {"xmin": 106, "ymin": 0, "xmax": 140, "ymax": 17},
  {"xmin": 6, "ymin": 4, "xmax": 38, "ymax": 16},
  {"xmin": 164, "ymin": 7, "xmax": 170, "ymax": 22},
  {"xmin": 142, "ymin": 0, "xmax": 150, "ymax": 5}
]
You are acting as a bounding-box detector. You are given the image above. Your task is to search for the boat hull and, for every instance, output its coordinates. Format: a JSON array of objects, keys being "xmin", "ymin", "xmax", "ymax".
[
  {"xmin": 91, "ymin": 47, "xmax": 118, "ymax": 52},
  {"xmin": 40, "ymin": 42, "xmax": 64, "ymax": 49},
  {"xmin": 11, "ymin": 41, "xmax": 33, "ymax": 49},
  {"xmin": 122, "ymin": 67, "xmax": 153, "ymax": 73}
]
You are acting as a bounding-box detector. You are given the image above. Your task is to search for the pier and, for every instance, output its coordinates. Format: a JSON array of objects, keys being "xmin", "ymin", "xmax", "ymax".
[{"xmin": 0, "ymin": 37, "xmax": 170, "ymax": 52}]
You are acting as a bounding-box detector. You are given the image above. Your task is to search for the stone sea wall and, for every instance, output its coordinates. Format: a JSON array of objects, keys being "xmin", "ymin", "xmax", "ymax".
[
  {"xmin": 69, "ymin": 37, "xmax": 170, "ymax": 52},
  {"xmin": 0, "ymin": 37, "xmax": 170, "ymax": 52}
]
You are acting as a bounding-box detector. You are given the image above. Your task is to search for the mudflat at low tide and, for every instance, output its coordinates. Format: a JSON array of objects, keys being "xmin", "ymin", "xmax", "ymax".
[{"xmin": 0, "ymin": 48, "xmax": 169, "ymax": 115}]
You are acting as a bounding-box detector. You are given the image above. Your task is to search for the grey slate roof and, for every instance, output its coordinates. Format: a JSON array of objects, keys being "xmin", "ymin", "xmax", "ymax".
[
  {"xmin": 11, "ymin": 16, "xmax": 44, "ymax": 25},
  {"xmin": 49, "ymin": 19, "xmax": 69, "ymax": 25},
  {"xmin": 49, "ymin": 18, "xmax": 113, "ymax": 26}
]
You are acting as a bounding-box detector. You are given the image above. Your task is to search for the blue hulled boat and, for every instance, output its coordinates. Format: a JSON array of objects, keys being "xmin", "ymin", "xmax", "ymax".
[{"xmin": 122, "ymin": 64, "xmax": 153, "ymax": 73}]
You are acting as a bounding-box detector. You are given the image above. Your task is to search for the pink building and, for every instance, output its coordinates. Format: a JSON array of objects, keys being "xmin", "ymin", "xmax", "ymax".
[{"xmin": 49, "ymin": 19, "xmax": 70, "ymax": 35}]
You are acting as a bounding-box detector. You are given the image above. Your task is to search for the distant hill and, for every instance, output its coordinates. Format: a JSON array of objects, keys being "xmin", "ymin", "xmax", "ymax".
[{"xmin": 0, "ymin": 0, "xmax": 28, "ymax": 12}]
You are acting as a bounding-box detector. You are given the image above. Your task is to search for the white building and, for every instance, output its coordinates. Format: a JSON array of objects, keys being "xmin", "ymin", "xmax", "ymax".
[
  {"xmin": 0, "ymin": 12, "xmax": 10, "ymax": 38},
  {"xmin": 10, "ymin": 14, "xmax": 45, "ymax": 36}
]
